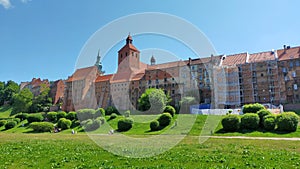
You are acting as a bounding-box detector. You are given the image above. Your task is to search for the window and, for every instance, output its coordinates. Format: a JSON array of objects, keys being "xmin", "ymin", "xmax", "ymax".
[
  {"xmin": 294, "ymin": 84, "xmax": 298, "ymax": 90},
  {"xmin": 120, "ymin": 54, "xmax": 123, "ymax": 58},
  {"xmin": 199, "ymin": 75, "xmax": 203, "ymax": 80},
  {"xmin": 132, "ymin": 52, "xmax": 134, "ymax": 56},
  {"xmin": 282, "ymin": 67, "xmax": 287, "ymax": 73},
  {"xmin": 126, "ymin": 52, "xmax": 128, "ymax": 56},
  {"xmin": 148, "ymin": 80, "xmax": 151, "ymax": 84},
  {"xmin": 296, "ymin": 60, "xmax": 300, "ymax": 67},
  {"xmin": 172, "ymin": 90, "xmax": 175, "ymax": 95},
  {"xmin": 261, "ymin": 73, "xmax": 264, "ymax": 77},
  {"xmin": 289, "ymin": 61, "xmax": 294, "ymax": 68},
  {"xmin": 292, "ymin": 71, "xmax": 296, "ymax": 78},
  {"xmin": 155, "ymin": 79, "xmax": 159, "ymax": 84},
  {"xmin": 164, "ymin": 78, "xmax": 167, "ymax": 82}
]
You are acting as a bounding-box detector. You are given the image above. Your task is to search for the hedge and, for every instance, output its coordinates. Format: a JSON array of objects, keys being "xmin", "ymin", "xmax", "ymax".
[
  {"xmin": 0, "ymin": 120, "xmax": 7, "ymax": 127},
  {"xmin": 57, "ymin": 118, "xmax": 72, "ymax": 130},
  {"xmin": 109, "ymin": 113, "xmax": 118, "ymax": 120},
  {"xmin": 124, "ymin": 110, "xmax": 130, "ymax": 117},
  {"xmin": 221, "ymin": 115, "xmax": 240, "ymax": 132},
  {"xmin": 241, "ymin": 113, "xmax": 260, "ymax": 130},
  {"xmin": 164, "ymin": 105, "xmax": 176, "ymax": 117},
  {"xmin": 276, "ymin": 112, "xmax": 299, "ymax": 132},
  {"xmin": 105, "ymin": 106, "xmax": 119, "ymax": 115},
  {"xmin": 263, "ymin": 115, "xmax": 276, "ymax": 131},
  {"xmin": 4, "ymin": 121, "xmax": 17, "ymax": 130},
  {"xmin": 83, "ymin": 119, "xmax": 101, "ymax": 131},
  {"xmin": 47, "ymin": 112, "xmax": 58, "ymax": 122},
  {"xmin": 57, "ymin": 111, "xmax": 67, "ymax": 119},
  {"xmin": 242, "ymin": 103, "xmax": 265, "ymax": 114},
  {"xmin": 150, "ymin": 120, "xmax": 159, "ymax": 131},
  {"xmin": 29, "ymin": 122, "xmax": 54, "ymax": 132},
  {"xmin": 77, "ymin": 109, "xmax": 95, "ymax": 121},
  {"xmin": 66, "ymin": 111, "xmax": 77, "ymax": 121},
  {"xmin": 27, "ymin": 114, "xmax": 44, "ymax": 123},
  {"xmin": 157, "ymin": 113, "xmax": 172, "ymax": 127},
  {"xmin": 95, "ymin": 108, "xmax": 105, "ymax": 118},
  {"xmin": 117, "ymin": 118, "xmax": 134, "ymax": 131},
  {"xmin": 257, "ymin": 109, "xmax": 272, "ymax": 127},
  {"xmin": 15, "ymin": 113, "xmax": 28, "ymax": 121}
]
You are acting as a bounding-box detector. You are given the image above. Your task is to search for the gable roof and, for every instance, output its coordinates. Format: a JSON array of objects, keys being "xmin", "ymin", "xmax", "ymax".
[
  {"xmin": 95, "ymin": 74, "xmax": 113, "ymax": 82},
  {"xmin": 277, "ymin": 46, "xmax": 300, "ymax": 61},
  {"xmin": 66, "ymin": 66, "xmax": 98, "ymax": 82},
  {"xmin": 222, "ymin": 53, "xmax": 247, "ymax": 66}
]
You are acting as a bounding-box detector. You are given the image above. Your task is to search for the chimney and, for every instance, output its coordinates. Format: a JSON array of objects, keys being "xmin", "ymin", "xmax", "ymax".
[{"xmin": 283, "ymin": 45, "xmax": 286, "ymax": 49}]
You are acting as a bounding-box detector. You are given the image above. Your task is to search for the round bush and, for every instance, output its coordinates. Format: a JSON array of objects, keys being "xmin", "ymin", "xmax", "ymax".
[
  {"xmin": 105, "ymin": 106, "xmax": 119, "ymax": 115},
  {"xmin": 157, "ymin": 113, "xmax": 172, "ymax": 127},
  {"xmin": 124, "ymin": 110, "xmax": 130, "ymax": 117},
  {"xmin": 57, "ymin": 118, "xmax": 72, "ymax": 130},
  {"xmin": 27, "ymin": 114, "xmax": 44, "ymax": 123},
  {"xmin": 0, "ymin": 120, "xmax": 7, "ymax": 127},
  {"xmin": 241, "ymin": 113, "xmax": 260, "ymax": 130},
  {"xmin": 66, "ymin": 111, "xmax": 77, "ymax": 121},
  {"xmin": 29, "ymin": 122, "xmax": 54, "ymax": 132},
  {"xmin": 57, "ymin": 111, "xmax": 67, "ymax": 119},
  {"xmin": 263, "ymin": 115, "xmax": 276, "ymax": 131},
  {"xmin": 95, "ymin": 108, "xmax": 105, "ymax": 118},
  {"xmin": 71, "ymin": 120, "xmax": 80, "ymax": 128},
  {"xmin": 276, "ymin": 112, "xmax": 299, "ymax": 132},
  {"xmin": 257, "ymin": 109, "xmax": 272, "ymax": 126},
  {"xmin": 221, "ymin": 115, "xmax": 240, "ymax": 132},
  {"xmin": 117, "ymin": 118, "xmax": 134, "ymax": 132},
  {"xmin": 15, "ymin": 113, "xmax": 28, "ymax": 121},
  {"xmin": 47, "ymin": 112, "xmax": 58, "ymax": 122},
  {"xmin": 242, "ymin": 103, "xmax": 265, "ymax": 114},
  {"xmin": 83, "ymin": 119, "xmax": 101, "ymax": 131},
  {"xmin": 109, "ymin": 113, "xmax": 118, "ymax": 120},
  {"xmin": 150, "ymin": 120, "xmax": 159, "ymax": 131},
  {"xmin": 164, "ymin": 105, "xmax": 176, "ymax": 117},
  {"xmin": 77, "ymin": 109, "xmax": 95, "ymax": 121},
  {"xmin": 5, "ymin": 121, "xmax": 17, "ymax": 130},
  {"xmin": 13, "ymin": 118, "xmax": 21, "ymax": 124},
  {"xmin": 96, "ymin": 117, "xmax": 105, "ymax": 125}
]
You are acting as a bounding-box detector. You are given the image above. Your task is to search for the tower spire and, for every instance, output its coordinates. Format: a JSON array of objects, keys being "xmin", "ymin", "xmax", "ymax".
[{"xmin": 95, "ymin": 49, "xmax": 105, "ymax": 75}]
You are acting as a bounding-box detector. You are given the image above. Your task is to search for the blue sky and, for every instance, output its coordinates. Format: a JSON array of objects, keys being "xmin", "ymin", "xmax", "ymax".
[{"xmin": 1, "ymin": 0, "xmax": 300, "ymax": 83}]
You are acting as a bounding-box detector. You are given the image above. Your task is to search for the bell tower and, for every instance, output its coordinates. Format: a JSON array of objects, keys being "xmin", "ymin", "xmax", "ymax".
[{"xmin": 117, "ymin": 34, "xmax": 140, "ymax": 72}]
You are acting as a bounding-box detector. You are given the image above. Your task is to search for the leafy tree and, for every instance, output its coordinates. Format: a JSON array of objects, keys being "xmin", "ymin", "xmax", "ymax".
[
  {"xmin": 31, "ymin": 84, "xmax": 52, "ymax": 112},
  {"xmin": 3, "ymin": 80, "xmax": 20, "ymax": 104},
  {"xmin": 12, "ymin": 88, "xmax": 33, "ymax": 115},
  {"xmin": 0, "ymin": 81, "xmax": 5, "ymax": 105},
  {"xmin": 138, "ymin": 88, "xmax": 171, "ymax": 114}
]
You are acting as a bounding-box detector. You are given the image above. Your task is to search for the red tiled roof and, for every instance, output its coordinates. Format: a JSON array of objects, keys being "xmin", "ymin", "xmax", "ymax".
[
  {"xmin": 222, "ymin": 53, "xmax": 247, "ymax": 66},
  {"xmin": 132, "ymin": 73, "xmax": 145, "ymax": 81},
  {"xmin": 147, "ymin": 61, "xmax": 186, "ymax": 70},
  {"xmin": 277, "ymin": 46, "xmax": 300, "ymax": 61},
  {"xmin": 66, "ymin": 66, "xmax": 98, "ymax": 82},
  {"xmin": 248, "ymin": 51, "xmax": 276, "ymax": 63},
  {"xmin": 118, "ymin": 43, "xmax": 139, "ymax": 53},
  {"xmin": 95, "ymin": 74, "xmax": 113, "ymax": 82}
]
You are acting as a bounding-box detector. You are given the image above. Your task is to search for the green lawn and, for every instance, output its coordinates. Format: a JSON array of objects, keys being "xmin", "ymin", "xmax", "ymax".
[
  {"xmin": 0, "ymin": 133, "xmax": 299, "ymax": 168},
  {"xmin": 0, "ymin": 106, "xmax": 12, "ymax": 118}
]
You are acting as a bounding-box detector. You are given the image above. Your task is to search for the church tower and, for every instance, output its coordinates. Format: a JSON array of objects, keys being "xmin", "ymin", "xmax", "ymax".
[
  {"xmin": 95, "ymin": 50, "xmax": 105, "ymax": 75},
  {"xmin": 117, "ymin": 34, "xmax": 140, "ymax": 72}
]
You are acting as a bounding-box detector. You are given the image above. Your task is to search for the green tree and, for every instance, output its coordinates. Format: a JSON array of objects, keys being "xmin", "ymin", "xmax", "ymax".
[
  {"xmin": 3, "ymin": 80, "xmax": 20, "ymax": 104},
  {"xmin": 12, "ymin": 88, "xmax": 33, "ymax": 114},
  {"xmin": 138, "ymin": 88, "xmax": 171, "ymax": 114},
  {"xmin": 31, "ymin": 84, "xmax": 52, "ymax": 112},
  {"xmin": 0, "ymin": 81, "xmax": 5, "ymax": 105}
]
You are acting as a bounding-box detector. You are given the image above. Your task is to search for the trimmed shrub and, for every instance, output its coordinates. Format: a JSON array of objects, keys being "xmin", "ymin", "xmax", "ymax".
[
  {"xmin": 13, "ymin": 118, "xmax": 21, "ymax": 124},
  {"xmin": 263, "ymin": 115, "xmax": 276, "ymax": 131},
  {"xmin": 109, "ymin": 113, "xmax": 118, "ymax": 120},
  {"xmin": 241, "ymin": 113, "xmax": 260, "ymax": 130},
  {"xmin": 66, "ymin": 112, "xmax": 77, "ymax": 121},
  {"xmin": 29, "ymin": 122, "xmax": 54, "ymax": 132},
  {"xmin": 257, "ymin": 109, "xmax": 272, "ymax": 127},
  {"xmin": 157, "ymin": 113, "xmax": 172, "ymax": 127},
  {"xmin": 150, "ymin": 120, "xmax": 159, "ymax": 131},
  {"xmin": 164, "ymin": 105, "xmax": 176, "ymax": 117},
  {"xmin": 242, "ymin": 103, "xmax": 265, "ymax": 114},
  {"xmin": 57, "ymin": 118, "xmax": 72, "ymax": 130},
  {"xmin": 117, "ymin": 118, "xmax": 134, "ymax": 132},
  {"xmin": 0, "ymin": 120, "xmax": 7, "ymax": 127},
  {"xmin": 105, "ymin": 106, "xmax": 119, "ymax": 115},
  {"xmin": 96, "ymin": 117, "xmax": 106, "ymax": 125},
  {"xmin": 27, "ymin": 114, "xmax": 44, "ymax": 123},
  {"xmin": 124, "ymin": 110, "xmax": 130, "ymax": 117},
  {"xmin": 83, "ymin": 119, "xmax": 101, "ymax": 131},
  {"xmin": 5, "ymin": 121, "xmax": 17, "ymax": 130},
  {"xmin": 95, "ymin": 108, "xmax": 105, "ymax": 118},
  {"xmin": 57, "ymin": 111, "xmax": 67, "ymax": 119},
  {"xmin": 221, "ymin": 115, "xmax": 240, "ymax": 132},
  {"xmin": 77, "ymin": 109, "xmax": 95, "ymax": 121},
  {"xmin": 47, "ymin": 112, "xmax": 58, "ymax": 122},
  {"xmin": 71, "ymin": 120, "xmax": 80, "ymax": 128},
  {"xmin": 15, "ymin": 113, "xmax": 28, "ymax": 121},
  {"xmin": 276, "ymin": 112, "xmax": 299, "ymax": 132}
]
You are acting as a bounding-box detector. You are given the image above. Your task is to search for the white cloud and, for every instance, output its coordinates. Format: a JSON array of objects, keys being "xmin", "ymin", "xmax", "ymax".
[
  {"xmin": 0, "ymin": 0, "xmax": 12, "ymax": 9},
  {"xmin": 21, "ymin": 0, "xmax": 31, "ymax": 3}
]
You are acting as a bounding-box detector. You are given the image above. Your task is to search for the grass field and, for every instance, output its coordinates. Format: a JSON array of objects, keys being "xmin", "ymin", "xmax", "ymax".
[{"xmin": 0, "ymin": 133, "xmax": 300, "ymax": 168}]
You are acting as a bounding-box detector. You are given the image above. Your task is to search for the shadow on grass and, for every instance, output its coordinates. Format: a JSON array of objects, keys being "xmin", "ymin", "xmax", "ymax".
[{"xmin": 215, "ymin": 128, "xmax": 295, "ymax": 135}]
